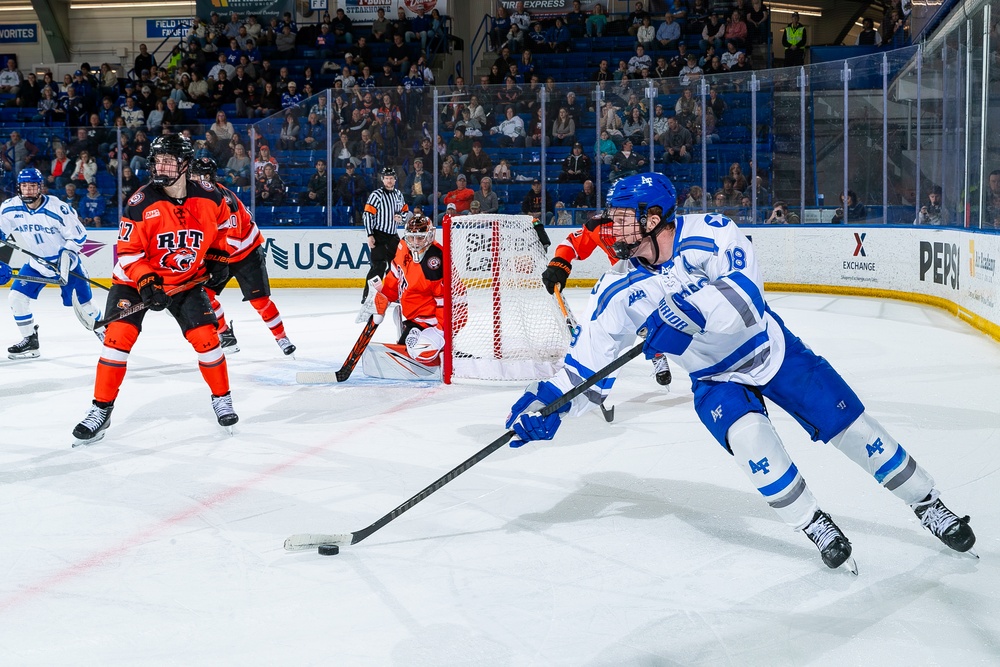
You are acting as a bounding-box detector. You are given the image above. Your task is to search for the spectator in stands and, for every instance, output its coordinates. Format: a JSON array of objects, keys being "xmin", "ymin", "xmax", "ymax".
[
  {"xmin": 33, "ymin": 87, "xmax": 58, "ymax": 124},
  {"xmin": 336, "ymin": 162, "xmax": 367, "ymax": 222},
  {"xmin": 524, "ymin": 22, "xmax": 545, "ymax": 54},
  {"xmin": 275, "ymin": 24, "xmax": 296, "ymax": 56},
  {"xmin": 623, "ymin": 107, "xmax": 649, "ymax": 146},
  {"xmin": 444, "ymin": 174, "xmax": 475, "ymax": 213},
  {"xmin": 882, "ymin": 9, "xmax": 907, "ymax": 47},
  {"xmin": 636, "ymin": 16, "xmax": 656, "ymax": 51},
  {"xmin": 371, "ymin": 7, "xmax": 391, "ymax": 42},
  {"xmin": 679, "ymin": 55, "xmax": 703, "ymax": 86},
  {"xmin": 511, "ymin": 1, "xmax": 532, "ymax": 32},
  {"xmin": 598, "ymin": 129, "xmax": 618, "ymax": 165},
  {"xmin": 130, "ymin": 130, "xmax": 151, "ymax": 174},
  {"xmin": 611, "ymin": 139, "xmax": 646, "ymax": 180},
  {"xmin": 747, "ymin": 0, "xmax": 771, "ymax": 44},
  {"xmin": 719, "ymin": 176, "xmax": 743, "ymax": 205},
  {"xmin": 2, "ymin": 131, "xmax": 37, "ymax": 175},
  {"xmin": 119, "ymin": 165, "xmax": 141, "ymax": 199},
  {"xmin": 551, "ymin": 107, "xmax": 577, "ymax": 147},
  {"xmin": 390, "ymin": 5, "xmax": 410, "ymax": 41},
  {"xmin": 547, "ymin": 18, "xmax": 571, "ymax": 53},
  {"xmin": 782, "ymin": 12, "xmax": 807, "ymax": 67},
  {"xmin": 522, "ymin": 178, "xmax": 544, "ymax": 218},
  {"xmin": 281, "ymin": 81, "xmax": 302, "ymax": 111},
  {"xmin": 490, "ymin": 5, "xmax": 512, "ymax": 51},
  {"xmin": 559, "ymin": 143, "xmax": 591, "ymax": 183},
  {"xmin": 299, "ymin": 159, "xmax": 328, "ymax": 206},
  {"xmin": 683, "ymin": 186, "xmax": 705, "ymax": 208},
  {"xmin": 66, "ymin": 128, "xmax": 95, "ymax": 160},
  {"xmin": 198, "ymin": 130, "xmax": 226, "ymax": 167},
  {"xmin": 69, "ymin": 149, "xmax": 97, "ymax": 186},
  {"xmin": 63, "ymin": 182, "xmax": 80, "ymax": 210},
  {"xmin": 628, "ymin": 45, "xmax": 652, "ymax": 75},
  {"xmin": 277, "ymin": 111, "xmax": 300, "ymax": 151},
  {"xmin": 721, "ymin": 41, "xmax": 743, "ymax": 70},
  {"xmin": 255, "ymin": 163, "xmax": 285, "ymax": 206},
  {"xmin": 47, "ymin": 147, "xmax": 73, "ymax": 189},
  {"xmin": 573, "ymin": 179, "xmax": 597, "ymax": 211},
  {"xmin": 986, "ymin": 170, "xmax": 1000, "ymax": 224},
  {"xmin": 464, "ymin": 141, "xmax": 492, "ymax": 181},
  {"xmin": 656, "ymin": 12, "xmax": 682, "ymax": 50},
  {"xmin": 435, "ymin": 159, "xmax": 455, "ymax": 194},
  {"xmin": 0, "ymin": 58, "xmax": 20, "ymax": 94},
  {"xmin": 701, "ymin": 13, "xmax": 726, "ymax": 51},
  {"xmin": 134, "ymin": 44, "xmax": 155, "ymax": 77},
  {"xmin": 526, "ymin": 107, "xmax": 545, "ymax": 147},
  {"xmin": 916, "ymin": 185, "xmax": 949, "ymax": 225},
  {"xmin": 567, "ymin": 0, "xmax": 587, "ymax": 37},
  {"xmin": 493, "ymin": 158, "xmax": 513, "ymax": 182},
  {"xmin": 599, "ymin": 102, "xmax": 625, "ymax": 149},
  {"xmin": 221, "ymin": 143, "xmax": 251, "ymax": 187},
  {"xmin": 254, "ymin": 144, "xmax": 278, "ymax": 179},
  {"xmin": 401, "ymin": 158, "xmax": 431, "ymax": 208},
  {"xmin": 208, "ymin": 110, "xmax": 233, "ymax": 142},
  {"xmin": 627, "ymin": 1, "xmax": 651, "ymax": 36},
  {"xmin": 15, "ymin": 71, "xmax": 40, "ymax": 109},
  {"xmin": 61, "ymin": 85, "xmax": 87, "ymax": 125},
  {"xmin": 675, "ymin": 87, "xmax": 700, "ymax": 126},
  {"xmin": 766, "ymin": 200, "xmax": 800, "ymax": 224},
  {"xmin": 727, "ymin": 162, "xmax": 749, "ymax": 192},
  {"xmin": 80, "ymin": 183, "xmax": 107, "ymax": 227},
  {"xmin": 831, "ymin": 190, "xmax": 867, "ymax": 224},
  {"xmin": 297, "ymin": 112, "xmax": 324, "ymax": 151},
  {"xmin": 331, "ymin": 8, "xmax": 354, "ymax": 45},
  {"xmin": 475, "ymin": 176, "xmax": 499, "ymax": 214},
  {"xmin": 491, "ymin": 106, "xmax": 527, "ymax": 148},
  {"xmin": 387, "ymin": 33, "xmax": 411, "ymax": 74},
  {"xmin": 857, "ymin": 17, "xmax": 882, "ymax": 46},
  {"xmin": 662, "ymin": 116, "xmax": 693, "ymax": 162},
  {"xmin": 586, "ymin": 3, "xmax": 609, "ymax": 38},
  {"xmin": 726, "ymin": 9, "xmax": 749, "ymax": 50}
]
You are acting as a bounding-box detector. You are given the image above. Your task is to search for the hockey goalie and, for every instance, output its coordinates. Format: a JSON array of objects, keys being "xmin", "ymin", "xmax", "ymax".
[{"xmin": 359, "ymin": 215, "xmax": 467, "ymax": 380}]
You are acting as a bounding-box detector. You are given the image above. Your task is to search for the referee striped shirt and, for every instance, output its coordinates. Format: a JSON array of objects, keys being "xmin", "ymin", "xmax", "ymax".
[{"xmin": 363, "ymin": 187, "xmax": 408, "ymax": 236}]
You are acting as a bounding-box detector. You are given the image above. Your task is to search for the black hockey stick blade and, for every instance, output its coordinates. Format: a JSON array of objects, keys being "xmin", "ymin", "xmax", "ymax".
[
  {"xmin": 334, "ymin": 315, "xmax": 379, "ymax": 382},
  {"xmin": 599, "ymin": 402, "xmax": 615, "ymax": 422},
  {"xmin": 283, "ymin": 337, "xmax": 647, "ymax": 552}
]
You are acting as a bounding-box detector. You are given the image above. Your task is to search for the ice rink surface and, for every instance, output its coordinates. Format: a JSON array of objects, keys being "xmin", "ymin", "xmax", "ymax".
[{"xmin": 0, "ymin": 287, "xmax": 997, "ymax": 666}]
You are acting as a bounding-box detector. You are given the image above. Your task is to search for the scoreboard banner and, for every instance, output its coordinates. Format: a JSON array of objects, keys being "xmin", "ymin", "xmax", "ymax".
[{"xmin": 196, "ymin": 0, "xmax": 294, "ymax": 23}]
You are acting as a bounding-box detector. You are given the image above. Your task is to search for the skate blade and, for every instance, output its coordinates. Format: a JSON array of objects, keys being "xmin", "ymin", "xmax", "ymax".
[
  {"xmin": 963, "ymin": 547, "xmax": 979, "ymax": 559},
  {"xmin": 72, "ymin": 430, "xmax": 107, "ymax": 448},
  {"xmin": 222, "ymin": 346, "xmax": 240, "ymax": 355},
  {"xmin": 600, "ymin": 403, "xmax": 615, "ymax": 422},
  {"xmin": 842, "ymin": 556, "xmax": 859, "ymax": 576},
  {"xmin": 7, "ymin": 351, "xmax": 40, "ymax": 360}
]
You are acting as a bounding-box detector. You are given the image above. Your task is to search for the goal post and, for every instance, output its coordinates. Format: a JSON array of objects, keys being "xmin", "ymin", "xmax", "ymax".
[{"xmin": 442, "ymin": 214, "xmax": 570, "ymax": 384}]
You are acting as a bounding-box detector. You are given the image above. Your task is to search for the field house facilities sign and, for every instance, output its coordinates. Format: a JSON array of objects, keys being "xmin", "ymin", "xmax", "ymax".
[
  {"xmin": 146, "ymin": 19, "xmax": 194, "ymax": 39},
  {"xmin": 0, "ymin": 24, "xmax": 37, "ymax": 44},
  {"xmin": 196, "ymin": 0, "xmax": 293, "ymax": 22}
]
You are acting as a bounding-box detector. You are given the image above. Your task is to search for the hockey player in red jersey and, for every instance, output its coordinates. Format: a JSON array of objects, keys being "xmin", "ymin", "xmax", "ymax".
[
  {"xmin": 189, "ymin": 157, "xmax": 295, "ymax": 357},
  {"xmin": 358, "ymin": 214, "xmax": 467, "ymax": 379},
  {"xmin": 542, "ymin": 213, "xmax": 672, "ymax": 386},
  {"xmin": 71, "ymin": 135, "xmax": 238, "ymax": 445}
]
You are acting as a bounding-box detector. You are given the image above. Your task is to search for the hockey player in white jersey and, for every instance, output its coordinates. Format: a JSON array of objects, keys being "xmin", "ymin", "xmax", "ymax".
[
  {"xmin": 506, "ymin": 172, "xmax": 976, "ymax": 571},
  {"xmin": 0, "ymin": 167, "xmax": 102, "ymax": 359}
]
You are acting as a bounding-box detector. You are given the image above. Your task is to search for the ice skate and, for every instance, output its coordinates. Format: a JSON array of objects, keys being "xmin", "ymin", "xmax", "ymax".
[
  {"xmin": 912, "ymin": 492, "xmax": 977, "ymax": 557},
  {"xmin": 72, "ymin": 400, "xmax": 114, "ymax": 447},
  {"xmin": 803, "ymin": 510, "xmax": 857, "ymax": 574},
  {"xmin": 277, "ymin": 336, "xmax": 296, "ymax": 357},
  {"xmin": 211, "ymin": 392, "xmax": 239, "ymax": 433},
  {"xmin": 8, "ymin": 325, "xmax": 39, "ymax": 359},
  {"xmin": 652, "ymin": 353, "xmax": 671, "ymax": 386},
  {"xmin": 219, "ymin": 322, "xmax": 240, "ymax": 354}
]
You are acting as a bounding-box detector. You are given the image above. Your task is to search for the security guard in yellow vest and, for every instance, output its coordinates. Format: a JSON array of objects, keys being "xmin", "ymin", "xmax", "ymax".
[{"xmin": 782, "ymin": 12, "xmax": 807, "ymax": 67}]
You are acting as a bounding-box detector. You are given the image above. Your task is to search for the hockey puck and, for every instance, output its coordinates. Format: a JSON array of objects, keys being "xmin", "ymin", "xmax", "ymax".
[{"xmin": 318, "ymin": 544, "xmax": 340, "ymax": 556}]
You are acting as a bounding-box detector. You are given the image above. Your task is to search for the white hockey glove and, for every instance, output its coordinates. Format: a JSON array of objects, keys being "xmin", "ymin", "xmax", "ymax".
[
  {"xmin": 57, "ymin": 249, "xmax": 77, "ymax": 286},
  {"xmin": 355, "ymin": 276, "xmax": 389, "ymax": 324}
]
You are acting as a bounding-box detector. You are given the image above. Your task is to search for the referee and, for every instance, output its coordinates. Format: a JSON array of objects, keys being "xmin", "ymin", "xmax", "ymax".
[{"xmin": 362, "ymin": 166, "xmax": 409, "ymax": 302}]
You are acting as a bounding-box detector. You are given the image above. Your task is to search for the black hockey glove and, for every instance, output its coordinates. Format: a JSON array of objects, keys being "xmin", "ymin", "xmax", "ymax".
[
  {"xmin": 532, "ymin": 219, "xmax": 551, "ymax": 252},
  {"xmin": 541, "ymin": 256, "xmax": 572, "ymax": 295},
  {"xmin": 137, "ymin": 273, "xmax": 170, "ymax": 311},
  {"xmin": 204, "ymin": 250, "xmax": 231, "ymax": 294}
]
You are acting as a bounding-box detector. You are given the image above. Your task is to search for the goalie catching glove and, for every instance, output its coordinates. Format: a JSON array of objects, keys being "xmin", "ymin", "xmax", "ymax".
[
  {"xmin": 505, "ymin": 380, "xmax": 571, "ymax": 447},
  {"xmin": 355, "ymin": 276, "xmax": 390, "ymax": 324},
  {"xmin": 541, "ymin": 256, "xmax": 572, "ymax": 295},
  {"xmin": 137, "ymin": 273, "xmax": 170, "ymax": 311}
]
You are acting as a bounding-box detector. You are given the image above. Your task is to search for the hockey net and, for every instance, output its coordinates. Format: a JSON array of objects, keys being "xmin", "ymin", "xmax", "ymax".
[{"xmin": 442, "ymin": 214, "xmax": 570, "ymax": 383}]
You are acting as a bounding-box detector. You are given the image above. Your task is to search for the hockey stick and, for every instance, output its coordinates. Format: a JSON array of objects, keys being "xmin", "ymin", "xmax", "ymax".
[
  {"xmin": 334, "ymin": 315, "xmax": 380, "ymax": 382},
  {"xmin": 7, "ymin": 271, "xmax": 62, "ymax": 286},
  {"xmin": 283, "ymin": 335, "xmax": 647, "ymax": 552},
  {"xmin": 0, "ymin": 237, "xmax": 110, "ymax": 291},
  {"xmin": 78, "ymin": 276, "xmax": 209, "ymax": 331},
  {"xmin": 553, "ymin": 284, "xmax": 614, "ymax": 423}
]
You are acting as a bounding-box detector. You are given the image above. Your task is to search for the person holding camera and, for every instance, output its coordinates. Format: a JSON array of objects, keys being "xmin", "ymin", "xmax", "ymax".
[
  {"xmin": 830, "ymin": 190, "xmax": 867, "ymax": 224},
  {"xmin": 916, "ymin": 185, "xmax": 949, "ymax": 226},
  {"xmin": 766, "ymin": 200, "xmax": 799, "ymax": 224}
]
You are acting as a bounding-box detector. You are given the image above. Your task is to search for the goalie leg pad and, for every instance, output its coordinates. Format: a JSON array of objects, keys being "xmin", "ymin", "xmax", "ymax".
[
  {"xmin": 728, "ymin": 412, "xmax": 820, "ymax": 529},
  {"xmin": 95, "ymin": 322, "xmax": 139, "ymax": 403},
  {"xmin": 405, "ymin": 324, "xmax": 445, "ymax": 365},
  {"xmin": 9, "ymin": 288, "xmax": 39, "ymax": 337},
  {"xmin": 830, "ymin": 411, "xmax": 934, "ymax": 505},
  {"xmin": 361, "ymin": 343, "xmax": 443, "ymax": 380}
]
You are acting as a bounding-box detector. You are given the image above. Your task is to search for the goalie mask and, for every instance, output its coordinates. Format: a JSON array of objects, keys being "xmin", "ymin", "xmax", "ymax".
[
  {"xmin": 16, "ymin": 167, "xmax": 44, "ymax": 205},
  {"xmin": 404, "ymin": 215, "xmax": 435, "ymax": 259},
  {"xmin": 149, "ymin": 135, "xmax": 195, "ymax": 189},
  {"xmin": 606, "ymin": 173, "xmax": 677, "ymax": 267}
]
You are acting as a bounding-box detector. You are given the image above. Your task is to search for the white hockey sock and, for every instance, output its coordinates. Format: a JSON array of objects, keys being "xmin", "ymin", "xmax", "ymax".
[
  {"xmin": 728, "ymin": 412, "xmax": 819, "ymax": 529},
  {"xmin": 829, "ymin": 412, "xmax": 934, "ymax": 505},
  {"xmin": 9, "ymin": 290, "xmax": 35, "ymax": 337}
]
